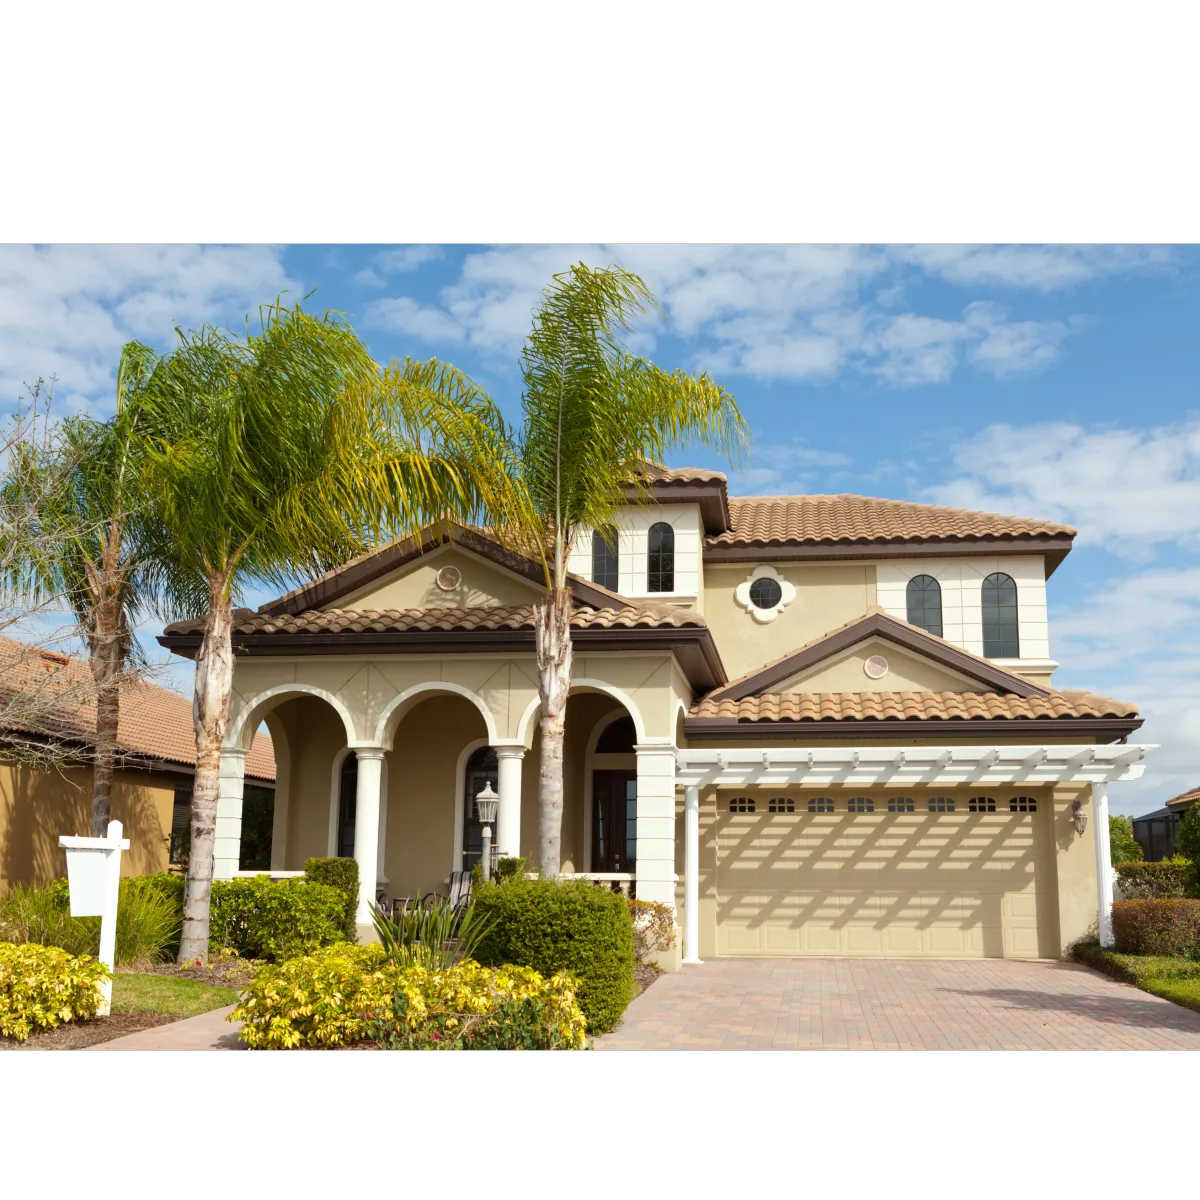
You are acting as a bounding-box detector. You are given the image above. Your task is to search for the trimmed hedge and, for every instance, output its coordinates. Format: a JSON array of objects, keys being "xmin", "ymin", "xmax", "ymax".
[
  {"xmin": 0, "ymin": 943, "xmax": 110, "ymax": 1041},
  {"xmin": 1073, "ymin": 939, "xmax": 1200, "ymax": 984},
  {"xmin": 231, "ymin": 944, "xmax": 586, "ymax": 1049},
  {"xmin": 1115, "ymin": 860, "xmax": 1198, "ymax": 899},
  {"xmin": 472, "ymin": 878, "xmax": 634, "ymax": 1034},
  {"xmin": 1111, "ymin": 898, "xmax": 1200, "ymax": 958},
  {"xmin": 304, "ymin": 857, "xmax": 359, "ymax": 941},
  {"xmin": 209, "ymin": 876, "xmax": 346, "ymax": 962}
]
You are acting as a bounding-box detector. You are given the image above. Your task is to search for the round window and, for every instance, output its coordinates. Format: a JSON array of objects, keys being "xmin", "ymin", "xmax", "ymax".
[{"xmin": 748, "ymin": 577, "xmax": 783, "ymax": 610}]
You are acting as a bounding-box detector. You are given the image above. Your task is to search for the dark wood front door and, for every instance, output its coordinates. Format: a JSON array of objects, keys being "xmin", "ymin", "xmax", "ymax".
[{"xmin": 592, "ymin": 770, "xmax": 637, "ymax": 873}]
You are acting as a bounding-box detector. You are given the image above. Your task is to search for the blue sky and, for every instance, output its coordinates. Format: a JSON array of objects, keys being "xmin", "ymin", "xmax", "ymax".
[{"xmin": 3, "ymin": 243, "xmax": 1197, "ymax": 815}]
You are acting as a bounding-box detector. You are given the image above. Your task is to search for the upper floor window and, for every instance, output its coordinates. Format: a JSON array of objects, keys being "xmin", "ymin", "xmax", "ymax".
[
  {"xmin": 647, "ymin": 522, "xmax": 675, "ymax": 593},
  {"xmin": 592, "ymin": 526, "xmax": 619, "ymax": 591},
  {"xmin": 981, "ymin": 573, "xmax": 1020, "ymax": 658},
  {"xmin": 906, "ymin": 575, "xmax": 943, "ymax": 637}
]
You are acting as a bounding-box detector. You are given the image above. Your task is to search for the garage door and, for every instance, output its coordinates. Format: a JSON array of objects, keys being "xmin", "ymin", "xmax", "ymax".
[{"xmin": 715, "ymin": 793, "xmax": 1056, "ymax": 958}]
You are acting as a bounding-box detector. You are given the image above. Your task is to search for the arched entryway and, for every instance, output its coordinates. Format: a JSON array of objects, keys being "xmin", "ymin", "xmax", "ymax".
[{"xmin": 590, "ymin": 714, "xmax": 637, "ymax": 874}]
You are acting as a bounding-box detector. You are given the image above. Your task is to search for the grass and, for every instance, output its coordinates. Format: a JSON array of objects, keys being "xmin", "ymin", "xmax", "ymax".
[
  {"xmin": 1072, "ymin": 940, "xmax": 1200, "ymax": 1016},
  {"xmin": 112, "ymin": 973, "xmax": 238, "ymax": 1018}
]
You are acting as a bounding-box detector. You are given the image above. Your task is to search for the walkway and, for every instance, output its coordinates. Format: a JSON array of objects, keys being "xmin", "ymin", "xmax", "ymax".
[
  {"xmin": 87, "ymin": 1005, "xmax": 244, "ymax": 1050},
  {"xmin": 594, "ymin": 958, "xmax": 1200, "ymax": 1050}
]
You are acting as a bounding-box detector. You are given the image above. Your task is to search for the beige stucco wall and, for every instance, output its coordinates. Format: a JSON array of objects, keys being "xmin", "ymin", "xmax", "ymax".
[
  {"xmin": 334, "ymin": 544, "xmax": 545, "ymax": 611},
  {"xmin": 1050, "ymin": 782, "xmax": 1099, "ymax": 953},
  {"xmin": 777, "ymin": 638, "xmax": 984, "ymax": 693},
  {"xmin": 0, "ymin": 761, "xmax": 180, "ymax": 890},
  {"xmin": 702, "ymin": 562, "xmax": 876, "ymax": 682}
]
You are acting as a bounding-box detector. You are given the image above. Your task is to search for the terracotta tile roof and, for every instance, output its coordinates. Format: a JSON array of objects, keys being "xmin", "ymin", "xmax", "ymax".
[
  {"xmin": 689, "ymin": 689, "xmax": 1139, "ymax": 723},
  {"xmin": 708, "ymin": 494, "xmax": 1076, "ymax": 547},
  {"xmin": 168, "ymin": 604, "xmax": 707, "ymax": 637},
  {"xmin": 0, "ymin": 636, "xmax": 275, "ymax": 780},
  {"xmin": 1166, "ymin": 785, "xmax": 1200, "ymax": 810},
  {"xmin": 641, "ymin": 464, "xmax": 729, "ymax": 485}
]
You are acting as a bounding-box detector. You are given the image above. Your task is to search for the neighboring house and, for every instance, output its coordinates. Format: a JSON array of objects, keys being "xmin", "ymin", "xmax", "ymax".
[
  {"xmin": 1133, "ymin": 785, "xmax": 1199, "ymax": 860},
  {"xmin": 0, "ymin": 636, "xmax": 274, "ymax": 889},
  {"xmin": 159, "ymin": 469, "xmax": 1151, "ymax": 962}
]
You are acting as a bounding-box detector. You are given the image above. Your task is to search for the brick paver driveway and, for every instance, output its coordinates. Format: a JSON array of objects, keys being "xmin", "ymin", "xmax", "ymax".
[{"xmin": 594, "ymin": 958, "xmax": 1200, "ymax": 1050}]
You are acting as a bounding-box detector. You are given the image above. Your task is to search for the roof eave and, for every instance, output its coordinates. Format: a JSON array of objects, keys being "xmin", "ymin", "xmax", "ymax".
[{"xmin": 684, "ymin": 716, "xmax": 1143, "ymax": 742}]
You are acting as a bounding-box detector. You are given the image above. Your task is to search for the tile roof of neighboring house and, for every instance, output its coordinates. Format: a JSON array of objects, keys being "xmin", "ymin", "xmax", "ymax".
[
  {"xmin": 0, "ymin": 636, "xmax": 275, "ymax": 781},
  {"xmin": 708, "ymin": 494, "xmax": 1077, "ymax": 548},
  {"xmin": 168, "ymin": 604, "xmax": 708, "ymax": 637},
  {"xmin": 706, "ymin": 607, "xmax": 1050, "ymax": 701},
  {"xmin": 689, "ymin": 690, "xmax": 1140, "ymax": 723},
  {"xmin": 1166, "ymin": 785, "xmax": 1200, "ymax": 810}
]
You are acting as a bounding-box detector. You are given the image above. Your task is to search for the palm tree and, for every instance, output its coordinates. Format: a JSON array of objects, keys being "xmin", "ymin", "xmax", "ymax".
[
  {"xmin": 138, "ymin": 302, "xmax": 501, "ymax": 962},
  {"xmin": 456, "ymin": 264, "xmax": 747, "ymax": 875},
  {"xmin": 1, "ymin": 347, "xmax": 165, "ymax": 833}
]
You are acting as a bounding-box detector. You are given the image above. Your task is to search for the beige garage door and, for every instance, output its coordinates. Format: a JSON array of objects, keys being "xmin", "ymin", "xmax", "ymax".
[{"xmin": 716, "ymin": 794, "xmax": 1056, "ymax": 958}]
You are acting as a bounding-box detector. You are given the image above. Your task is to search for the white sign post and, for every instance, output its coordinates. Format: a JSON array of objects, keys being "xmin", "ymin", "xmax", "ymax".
[{"xmin": 58, "ymin": 819, "xmax": 129, "ymax": 1016}]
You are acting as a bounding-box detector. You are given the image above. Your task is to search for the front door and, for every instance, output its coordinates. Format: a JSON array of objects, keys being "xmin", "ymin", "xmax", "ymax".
[{"xmin": 592, "ymin": 770, "xmax": 637, "ymax": 874}]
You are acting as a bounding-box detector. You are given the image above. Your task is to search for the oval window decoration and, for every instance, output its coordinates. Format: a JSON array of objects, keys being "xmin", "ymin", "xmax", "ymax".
[
  {"xmin": 735, "ymin": 565, "xmax": 795, "ymax": 624},
  {"xmin": 864, "ymin": 654, "xmax": 889, "ymax": 679},
  {"xmin": 435, "ymin": 565, "xmax": 463, "ymax": 592}
]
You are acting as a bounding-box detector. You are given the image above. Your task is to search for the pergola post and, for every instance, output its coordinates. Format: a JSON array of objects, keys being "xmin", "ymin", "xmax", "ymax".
[
  {"xmin": 683, "ymin": 784, "xmax": 702, "ymax": 964},
  {"xmin": 1093, "ymin": 782, "xmax": 1115, "ymax": 947}
]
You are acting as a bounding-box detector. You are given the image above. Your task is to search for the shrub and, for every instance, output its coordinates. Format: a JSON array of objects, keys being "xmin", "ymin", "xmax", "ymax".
[
  {"xmin": 303, "ymin": 857, "xmax": 359, "ymax": 941},
  {"xmin": 1073, "ymin": 939, "xmax": 1200, "ymax": 984},
  {"xmin": 1111, "ymin": 898, "xmax": 1200, "ymax": 958},
  {"xmin": 1109, "ymin": 814, "xmax": 1143, "ymax": 865},
  {"xmin": 472, "ymin": 878, "xmax": 634, "ymax": 1034},
  {"xmin": 1179, "ymin": 805, "xmax": 1200, "ymax": 866},
  {"xmin": 0, "ymin": 943, "xmax": 110, "ymax": 1041},
  {"xmin": 496, "ymin": 856, "xmax": 528, "ymax": 883},
  {"xmin": 372, "ymin": 898, "xmax": 494, "ymax": 970},
  {"xmin": 628, "ymin": 898, "xmax": 676, "ymax": 966},
  {"xmin": 209, "ymin": 876, "xmax": 346, "ymax": 962},
  {"xmin": 1115, "ymin": 860, "xmax": 1198, "ymax": 899},
  {"xmin": 0, "ymin": 877, "xmax": 180, "ymax": 964},
  {"xmin": 231, "ymin": 944, "xmax": 586, "ymax": 1049}
]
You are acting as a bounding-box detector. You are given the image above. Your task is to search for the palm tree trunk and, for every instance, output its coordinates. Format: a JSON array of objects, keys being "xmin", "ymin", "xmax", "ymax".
[
  {"xmin": 89, "ymin": 637, "xmax": 120, "ymax": 837},
  {"xmin": 535, "ymin": 585, "xmax": 572, "ymax": 876},
  {"xmin": 178, "ymin": 579, "xmax": 235, "ymax": 963}
]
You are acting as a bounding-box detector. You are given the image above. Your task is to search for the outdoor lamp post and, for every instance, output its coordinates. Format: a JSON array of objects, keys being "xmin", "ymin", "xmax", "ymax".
[{"xmin": 475, "ymin": 781, "xmax": 500, "ymax": 881}]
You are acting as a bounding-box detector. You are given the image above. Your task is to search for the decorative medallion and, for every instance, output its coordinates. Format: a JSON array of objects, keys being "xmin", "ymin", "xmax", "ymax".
[
  {"xmin": 435, "ymin": 565, "xmax": 463, "ymax": 592},
  {"xmin": 734, "ymin": 565, "xmax": 796, "ymax": 624}
]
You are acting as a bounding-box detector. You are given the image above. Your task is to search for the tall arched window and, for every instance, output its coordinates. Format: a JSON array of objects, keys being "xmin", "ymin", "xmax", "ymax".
[
  {"xmin": 906, "ymin": 574, "xmax": 943, "ymax": 636},
  {"xmin": 981, "ymin": 572, "xmax": 1019, "ymax": 657},
  {"xmin": 337, "ymin": 751, "xmax": 357, "ymax": 859},
  {"xmin": 463, "ymin": 746, "xmax": 499, "ymax": 871},
  {"xmin": 592, "ymin": 526, "xmax": 619, "ymax": 591},
  {"xmin": 647, "ymin": 522, "xmax": 674, "ymax": 592}
]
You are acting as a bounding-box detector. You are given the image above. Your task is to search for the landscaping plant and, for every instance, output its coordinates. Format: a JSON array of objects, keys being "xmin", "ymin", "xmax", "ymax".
[
  {"xmin": 207, "ymin": 875, "xmax": 346, "ymax": 962},
  {"xmin": 1115, "ymin": 859, "xmax": 1198, "ymax": 899},
  {"xmin": 231, "ymin": 943, "xmax": 586, "ymax": 1049},
  {"xmin": 472, "ymin": 876, "xmax": 634, "ymax": 1033},
  {"xmin": 627, "ymin": 897, "xmax": 676, "ymax": 966},
  {"xmin": 304, "ymin": 856, "xmax": 359, "ymax": 941},
  {"xmin": 0, "ymin": 942, "xmax": 110, "ymax": 1041},
  {"xmin": 370, "ymin": 897, "xmax": 494, "ymax": 970},
  {"xmin": 1178, "ymin": 804, "xmax": 1200, "ymax": 868},
  {"xmin": 1108, "ymin": 813, "xmax": 1143, "ymax": 865},
  {"xmin": 1111, "ymin": 898, "xmax": 1200, "ymax": 958}
]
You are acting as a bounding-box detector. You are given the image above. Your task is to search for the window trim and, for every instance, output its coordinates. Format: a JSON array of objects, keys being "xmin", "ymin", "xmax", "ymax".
[
  {"xmin": 591, "ymin": 526, "xmax": 620, "ymax": 592},
  {"xmin": 906, "ymin": 574, "xmax": 944, "ymax": 637},
  {"xmin": 981, "ymin": 572, "xmax": 1020, "ymax": 658},
  {"xmin": 647, "ymin": 521, "xmax": 676, "ymax": 593}
]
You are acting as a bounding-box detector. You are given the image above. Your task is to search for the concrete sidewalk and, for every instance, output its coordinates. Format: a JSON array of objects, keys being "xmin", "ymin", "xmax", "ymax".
[{"xmin": 87, "ymin": 1005, "xmax": 245, "ymax": 1050}]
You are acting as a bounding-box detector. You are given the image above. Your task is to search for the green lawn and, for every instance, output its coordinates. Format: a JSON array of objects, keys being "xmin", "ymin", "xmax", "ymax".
[
  {"xmin": 1073, "ymin": 942, "xmax": 1200, "ymax": 1016},
  {"xmin": 112, "ymin": 973, "xmax": 238, "ymax": 1017}
]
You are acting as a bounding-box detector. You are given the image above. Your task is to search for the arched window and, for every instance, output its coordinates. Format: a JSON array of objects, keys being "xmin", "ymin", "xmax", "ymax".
[
  {"xmin": 337, "ymin": 751, "xmax": 358, "ymax": 859},
  {"xmin": 592, "ymin": 526, "xmax": 619, "ymax": 591},
  {"xmin": 463, "ymin": 746, "xmax": 499, "ymax": 871},
  {"xmin": 647, "ymin": 522, "xmax": 674, "ymax": 592},
  {"xmin": 981, "ymin": 572, "xmax": 1020, "ymax": 657},
  {"xmin": 906, "ymin": 574, "xmax": 943, "ymax": 636}
]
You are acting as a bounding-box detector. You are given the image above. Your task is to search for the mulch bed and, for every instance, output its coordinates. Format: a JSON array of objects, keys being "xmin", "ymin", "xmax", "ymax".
[
  {"xmin": 133, "ymin": 958, "xmax": 257, "ymax": 987},
  {"xmin": 0, "ymin": 1011, "xmax": 181, "ymax": 1052},
  {"xmin": 634, "ymin": 963, "xmax": 664, "ymax": 994}
]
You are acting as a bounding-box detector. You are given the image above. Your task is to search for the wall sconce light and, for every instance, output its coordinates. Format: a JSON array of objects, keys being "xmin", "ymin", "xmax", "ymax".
[{"xmin": 1072, "ymin": 799, "xmax": 1088, "ymax": 837}]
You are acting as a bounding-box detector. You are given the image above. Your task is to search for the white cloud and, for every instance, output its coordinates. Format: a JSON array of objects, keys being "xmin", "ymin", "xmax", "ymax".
[
  {"xmin": 375, "ymin": 245, "xmax": 444, "ymax": 274},
  {"xmin": 928, "ymin": 417, "xmax": 1200, "ymax": 555},
  {"xmin": 733, "ymin": 438, "xmax": 853, "ymax": 495},
  {"xmin": 0, "ymin": 244, "xmax": 297, "ymax": 411},
  {"xmin": 353, "ymin": 268, "xmax": 386, "ymax": 288},
  {"xmin": 364, "ymin": 295, "xmax": 467, "ymax": 343},
  {"xmin": 357, "ymin": 243, "xmax": 1135, "ymax": 384}
]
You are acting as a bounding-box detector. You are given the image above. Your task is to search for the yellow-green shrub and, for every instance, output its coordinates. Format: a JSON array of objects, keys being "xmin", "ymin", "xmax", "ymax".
[
  {"xmin": 231, "ymin": 944, "xmax": 586, "ymax": 1050},
  {"xmin": 0, "ymin": 943, "xmax": 110, "ymax": 1041}
]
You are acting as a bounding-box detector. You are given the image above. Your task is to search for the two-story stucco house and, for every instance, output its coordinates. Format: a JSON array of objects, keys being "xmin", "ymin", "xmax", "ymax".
[{"xmin": 159, "ymin": 468, "xmax": 1152, "ymax": 965}]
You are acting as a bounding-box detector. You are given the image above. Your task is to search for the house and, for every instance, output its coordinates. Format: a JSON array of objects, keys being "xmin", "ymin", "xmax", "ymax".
[
  {"xmin": 0, "ymin": 636, "xmax": 275, "ymax": 889},
  {"xmin": 1133, "ymin": 785, "xmax": 1198, "ymax": 860},
  {"xmin": 158, "ymin": 469, "xmax": 1152, "ymax": 963}
]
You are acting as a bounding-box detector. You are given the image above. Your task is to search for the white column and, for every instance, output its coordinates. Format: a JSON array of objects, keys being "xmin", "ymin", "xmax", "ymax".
[
  {"xmin": 683, "ymin": 784, "xmax": 701, "ymax": 964},
  {"xmin": 1093, "ymin": 782, "xmax": 1115, "ymax": 947},
  {"xmin": 213, "ymin": 748, "xmax": 248, "ymax": 881},
  {"xmin": 634, "ymin": 743, "xmax": 677, "ymax": 908},
  {"xmin": 352, "ymin": 748, "xmax": 386, "ymax": 926},
  {"xmin": 495, "ymin": 745, "xmax": 525, "ymax": 860},
  {"xmin": 376, "ymin": 757, "xmax": 389, "ymax": 888}
]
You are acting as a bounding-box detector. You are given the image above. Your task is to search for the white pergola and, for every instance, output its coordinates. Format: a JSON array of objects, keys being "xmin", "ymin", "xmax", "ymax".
[{"xmin": 676, "ymin": 742, "xmax": 1157, "ymax": 965}]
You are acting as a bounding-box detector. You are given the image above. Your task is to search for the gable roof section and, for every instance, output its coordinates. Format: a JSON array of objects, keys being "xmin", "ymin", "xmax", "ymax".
[
  {"xmin": 627, "ymin": 465, "xmax": 730, "ymax": 534},
  {"xmin": 707, "ymin": 608, "xmax": 1051, "ymax": 702},
  {"xmin": 0, "ymin": 636, "xmax": 275, "ymax": 781},
  {"xmin": 258, "ymin": 522, "xmax": 631, "ymax": 617},
  {"xmin": 706, "ymin": 494, "xmax": 1076, "ymax": 573},
  {"xmin": 159, "ymin": 604, "xmax": 727, "ymax": 692},
  {"xmin": 1166, "ymin": 785, "xmax": 1200, "ymax": 810}
]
